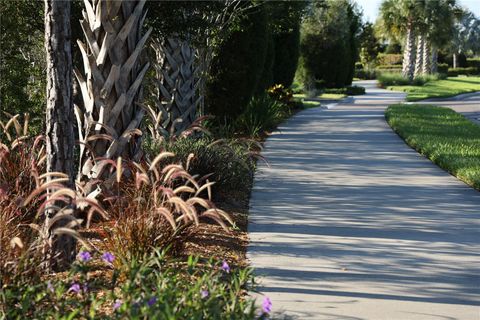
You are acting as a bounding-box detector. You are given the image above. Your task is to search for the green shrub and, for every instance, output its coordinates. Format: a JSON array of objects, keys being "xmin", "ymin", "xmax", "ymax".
[
  {"xmin": 299, "ymin": 0, "xmax": 362, "ymax": 89},
  {"xmin": 272, "ymin": 23, "xmax": 301, "ymax": 87},
  {"xmin": 1, "ymin": 250, "xmax": 261, "ymax": 319},
  {"xmin": 290, "ymin": 81, "xmax": 304, "ymax": 94},
  {"xmin": 376, "ymin": 64, "xmax": 403, "ymax": 71},
  {"xmin": 378, "ymin": 73, "xmax": 412, "ymax": 86},
  {"xmin": 236, "ymin": 94, "xmax": 290, "ymax": 137},
  {"xmin": 355, "ymin": 68, "xmax": 377, "ymax": 80},
  {"xmin": 206, "ymin": 6, "xmax": 269, "ymax": 120},
  {"xmin": 355, "ymin": 62, "xmax": 364, "ymax": 70},
  {"xmin": 324, "ymin": 85, "xmax": 365, "ymax": 95},
  {"xmin": 268, "ymin": 84, "xmax": 295, "ymax": 106},
  {"xmin": 256, "ymin": 26, "xmax": 276, "ymax": 95},
  {"xmin": 437, "ymin": 63, "xmax": 449, "ymax": 74},
  {"xmin": 385, "ymin": 42, "xmax": 402, "ymax": 54},
  {"xmin": 466, "ymin": 58, "xmax": 480, "ymax": 71},
  {"xmin": 377, "ymin": 53, "xmax": 403, "ymax": 65},
  {"xmin": 447, "ymin": 67, "xmax": 479, "ymax": 77},
  {"xmin": 378, "ymin": 72, "xmax": 442, "ymax": 87},
  {"xmin": 345, "ymin": 85, "xmax": 366, "ymax": 95},
  {"xmin": 148, "ymin": 137, "xmax": 255, "ymax": 200}
]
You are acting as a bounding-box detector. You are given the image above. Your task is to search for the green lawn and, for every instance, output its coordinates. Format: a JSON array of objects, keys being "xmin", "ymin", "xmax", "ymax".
[
  {"xmin": 293, "ymin": 93, "xmax": 347, "ymax": 101},
  {"xmin": 386, "ymin": 104, "xmax": 480, "ymax": 190},
  {"xmin": 293, "ymin": 93, "xmax": 346, "ymax": 109},
  {"xmin": 387, "ymin": 76, "xmax": 480, "ymax": 101}
]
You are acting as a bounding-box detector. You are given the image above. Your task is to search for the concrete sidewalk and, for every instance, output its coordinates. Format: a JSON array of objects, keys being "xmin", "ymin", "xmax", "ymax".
[
  {"xmin": 247, "ymin": 80, "xmax": 480, "ymax": 319},
  {"xmin": 416, "ymin": 91, "xmax": 480, "ymax": 125}
]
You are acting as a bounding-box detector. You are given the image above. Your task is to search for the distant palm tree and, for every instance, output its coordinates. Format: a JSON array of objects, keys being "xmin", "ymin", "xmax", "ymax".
[
  {"xmin": 451, "ymin": 10, "xmax": 480, "ymax": 68},
  {"xmin": 423, "ymin": 0, "xmax": 457, "ymax": 74},
  {"xmin": 150, "ymin": 37, "xmax": 199, "ymax": 139},
  {"xmin": 380, "ymin": 0, "xmax": 424, "ymax": 81}
]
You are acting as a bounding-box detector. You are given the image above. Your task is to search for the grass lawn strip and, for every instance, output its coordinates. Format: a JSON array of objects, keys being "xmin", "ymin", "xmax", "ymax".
[
  {"xmin": 293, "ymin": 92, "xmax": 347, "ymax": 101},
  {"xmin": 386, "ymin": 104, "xmax": 480, "ymax": 190},
  {"xmin": 387, "ymin": 76, "xmax": 480, "ymax": 101}
]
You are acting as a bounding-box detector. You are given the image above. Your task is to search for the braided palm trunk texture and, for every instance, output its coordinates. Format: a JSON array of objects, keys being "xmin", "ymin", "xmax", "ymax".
[
  {"xmin": 74, "ymin": 0, "xmax": 151, "ymax": 182},
  {"xmin": 422, "ymin": 38, "xmax": 431, "ymax": 74},
  {"xmin": 402, "ymin": 22, "xmax": 416, "ymax": 81},
  {"xmin": 414, "ymin": 34, "xmax": 425, "ymax": 77},
  {"xmin": 151, "ymin": 37, "xmax": 200, "ymax": 139},
  {"xmin": 431, "ymin": 46, "xmax": 438, "ymax": 74}
]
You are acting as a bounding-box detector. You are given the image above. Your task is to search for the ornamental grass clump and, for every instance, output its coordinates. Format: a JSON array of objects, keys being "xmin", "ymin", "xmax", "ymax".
[
  {"xmin": 0, "ymin": 113, "xmax": 257, "ymax": 318},
  {"xmin": 0, "ymin": 114, "xmax": 106, "ymax": 285},
  {"xmin": 100, "ymin": 152, "xmax": 234, "ymax": 261}
]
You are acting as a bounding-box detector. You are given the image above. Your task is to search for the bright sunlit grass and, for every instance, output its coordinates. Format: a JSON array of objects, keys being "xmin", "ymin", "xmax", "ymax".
[
  {"xmin": 293, "ymin": 93, "xmax": 347, "ymax": 100},
  {"xmin": 387, "ymin": 76, "xmax": 480, "ymax": 101},
  {"xmin": 386, "ymin": 104, "xmax": 480, "ymax": 190}
]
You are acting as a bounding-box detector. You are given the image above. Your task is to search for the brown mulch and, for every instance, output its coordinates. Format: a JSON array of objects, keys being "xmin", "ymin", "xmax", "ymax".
[{"xmin": 182, "ymin": 198, "xmax": 251, "ymax": 268}]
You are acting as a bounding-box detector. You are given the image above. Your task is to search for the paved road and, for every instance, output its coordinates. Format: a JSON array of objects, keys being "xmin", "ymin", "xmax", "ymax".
[
  {"xmin": 416, "ymin": 91, "xmax": 480, "ymax": 125},
  {"xmin": 248, "ymin": 80, "xmax": 480, "ymax": 320}
]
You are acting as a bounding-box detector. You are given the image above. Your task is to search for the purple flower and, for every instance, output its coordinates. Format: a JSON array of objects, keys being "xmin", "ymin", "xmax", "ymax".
[
  {"xmin": 262, "ymin": 296, "xmax": 272, "ymax": 314},
  {"xmin": 102, "ymin": 252, "xmax": 115, "ymax": 264},
  {"xmin": 147, "ymin": 296, "xmax": 157, "ymax": 307},
  {"xmin": 200, "ymin": 290, "xmax": 209, "ymax": 299},
  {"xmin": 78, "ymin": 251, "xmax": 91, "ymax": 262},
  {"xmin": 221, "ymin": 260, "xmax": 230, "ymax": 273},
  {"xmin": 47, "ymin": 281, "xmax": 54, "ymax": 293},
  {"xmin": 69, "ymin": 283, "xmax": 81, "ymax": 294},
  {"xmin": 113, "ymin": 300, "xmax": 122, "ymax": 311}
]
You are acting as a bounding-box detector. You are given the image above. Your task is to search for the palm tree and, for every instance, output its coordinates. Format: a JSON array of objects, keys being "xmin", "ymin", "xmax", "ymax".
[
  {"xmin": 145, "ymin": 1, "xmax": 248, "ymax": 140},
  {"xmin": 150, "ymin": 37, "xmax": 199, "ymax": 139},
  {"xmin": 74, "ymin": 0, "xmax": 151, "ymax": 185},
  {"xmin": 414, "ymin": 34, "xmax": 425, "ymax": 77},
  {"xmin": 424, "ymin": 0, "xmax": 457, "ymax": 74},
  {"xmin": 451, "ymin": 10, "xmax": 480, "ymax": 68},
  {"xmin": 380, "ymin": 0, "xmax": 424, "ymax": 81}
]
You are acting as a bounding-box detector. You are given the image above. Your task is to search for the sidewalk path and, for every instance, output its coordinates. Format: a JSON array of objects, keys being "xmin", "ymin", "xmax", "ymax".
[
  {"xmin": 416, "ymin": 91, "xmax": 480, "ymax": 125},
  {"xmin": 247, "ymin": 80, "xmax": 480, "ymax": 320}
]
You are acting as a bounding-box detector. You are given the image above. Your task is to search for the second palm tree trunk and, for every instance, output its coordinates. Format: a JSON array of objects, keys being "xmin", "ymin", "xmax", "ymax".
[
  {"xmin": 402, "ymin": 21, "xmax": 416, "ymax": 81},
  {"xmin": 151, "ymin": 37, "xmax": 199, "ymax": 139},
  {"xmin": 414, "ymin": 34, "xmax": 425, "ymax": 77},
  {"xmin": 431, "ymin": 46, "xmax": 438, "ymax": 74},
  {"xmin": 422, "ymin": 38, "xmax": 431, "ymax": 75}
]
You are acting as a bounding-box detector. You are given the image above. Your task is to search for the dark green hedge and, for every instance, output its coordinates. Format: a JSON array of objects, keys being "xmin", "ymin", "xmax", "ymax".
[
  {"xmin": 206, "ymin": 6, "xmax": 269, "ymax": 120},
  {"xmin": 298, "ymin": 0, "xmax": 361, "ymax": 89},
  {"xmin": 272, "ymin": 24, "xmax": 301, "ymax": 87}
]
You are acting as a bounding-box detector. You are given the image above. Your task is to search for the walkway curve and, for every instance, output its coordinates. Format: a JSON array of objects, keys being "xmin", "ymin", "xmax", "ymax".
[
  {"xmin": 247, "ymin": 80, "xmax": 480, "ymax": 320},
  {"xmin": 416, "ymin": 91, "xmax": 480, "ymax": 125}
]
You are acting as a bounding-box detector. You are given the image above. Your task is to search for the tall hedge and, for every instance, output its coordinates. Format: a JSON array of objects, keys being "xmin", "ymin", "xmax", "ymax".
[
  {"xmin": 272, "ymin": 23, "xmax": 301, "ymax": 87},
  {"xmin": 206, "ymin": 6, "xmax": 269, "ymax": 120},
  {"xmin": 255, "ymin": 25, "xmax": 276, "ymax": 95},
  {"xmin": 299, "ymin": 0, "xmax": 361, "ymax": 89},
  {"xmin": 269, "ymin": 0, "xmax": 306, "ymax": 88}
]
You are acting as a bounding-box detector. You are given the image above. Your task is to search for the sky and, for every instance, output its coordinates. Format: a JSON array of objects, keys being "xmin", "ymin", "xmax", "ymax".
[{"xmin": 355, "ymin": 0, "xmax": 480, "ymax": 22}]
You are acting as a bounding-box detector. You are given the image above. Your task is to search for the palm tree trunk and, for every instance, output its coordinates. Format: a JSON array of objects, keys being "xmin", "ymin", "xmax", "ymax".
[
  {"xmin": 453, "ymin": 52, "xmax": 458, "ymax": 69},
  {"xmin": 150, "ymin": 37, "xmax": 199, "ymax": 139},
  {"xmin": 402, "ymin": 21, "xmax": 416, "ymax": 81},
  {"xmin": 414, "ymin": 34, "xmax": 424, "ymax": 77},
  {"xmin": 422, "ymin": 38, "xmax": 431, "ymax": 74},
  {"xmin": 430, "ymin": 46, "xmax": 438, "ymax": 74},
  {"xmin": 74, "ymin": 0, "xmax": 151, "ymax": 185},
  {"xmin": 44, "ymin": 0, "xmax": 76, "ymax": 269}
]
